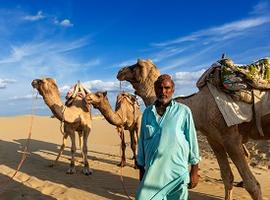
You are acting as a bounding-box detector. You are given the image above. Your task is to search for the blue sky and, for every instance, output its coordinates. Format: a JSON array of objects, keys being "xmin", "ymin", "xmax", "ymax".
[{"xmin": 0, "ymin": 0, "xmax": 270, "ymax": 116}]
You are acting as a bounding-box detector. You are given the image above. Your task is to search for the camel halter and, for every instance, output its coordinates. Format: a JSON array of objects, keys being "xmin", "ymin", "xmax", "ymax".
[{"xmin": 0, "ymin": 89, "xmax": 38, "ymax": 189}]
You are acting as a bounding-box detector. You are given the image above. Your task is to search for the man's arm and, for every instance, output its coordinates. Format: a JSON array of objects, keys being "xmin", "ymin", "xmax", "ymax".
[
  {"xmin": 184, "ymin": 108, "xmax": 200, "ymax": 189},
  {"xmin": 188, "ymin": 163, "xmax": 199, "ymax": 189}
]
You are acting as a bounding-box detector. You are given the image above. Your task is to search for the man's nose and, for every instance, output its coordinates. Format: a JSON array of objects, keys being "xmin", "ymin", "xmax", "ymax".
[{"xmin": 161, "ymin": 88, "xmax": 167, "ymax": 94}]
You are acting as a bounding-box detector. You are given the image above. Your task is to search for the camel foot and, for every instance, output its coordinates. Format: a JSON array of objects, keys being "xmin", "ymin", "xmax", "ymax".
[
  {"xmin": 66, "ymin": 167, "xmax": 76, "ymax": 174},
  {"xmin": 117, "ymin": 161, "xmax": 126, "ymax": 167},
  {"xmin": 82, "ymin": 167, "xmax": 93, "ymax": 176}
]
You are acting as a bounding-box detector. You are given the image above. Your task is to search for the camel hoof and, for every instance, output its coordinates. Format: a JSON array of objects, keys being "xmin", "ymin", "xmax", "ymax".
[
  {"xmin": 82, "ymin": 168, "xmax": 93, "ymax": 176},
  {"xmin": 66, "ymin": 167, "xmax": 76, "ymax": 174}
]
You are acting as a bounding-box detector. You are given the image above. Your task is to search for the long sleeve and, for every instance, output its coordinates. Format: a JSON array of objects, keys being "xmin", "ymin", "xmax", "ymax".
[{"xmin": 184, "ymin": 108, "xmax": 201, "ymax": 165}]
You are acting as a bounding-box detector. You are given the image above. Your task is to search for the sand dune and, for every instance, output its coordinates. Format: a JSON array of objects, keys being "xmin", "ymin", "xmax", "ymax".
[{"xmin": 0, "ymin": 115, "xmax": 269, "ymax": 199}]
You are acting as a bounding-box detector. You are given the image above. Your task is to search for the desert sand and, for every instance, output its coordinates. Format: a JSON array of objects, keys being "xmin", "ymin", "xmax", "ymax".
[{"xmin": 0, "ymin": 115, "xmax": 269, "ymax": 200}]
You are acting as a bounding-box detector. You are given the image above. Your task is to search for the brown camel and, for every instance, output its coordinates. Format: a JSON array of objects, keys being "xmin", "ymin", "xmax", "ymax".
[
  {"xmin": 117, "ymin": 59, "xmax": 270, "ymax": 200},
  {"xmin": 31, "ymin": 78, "xmax": 92, "ymax": 175},
  {"xmin": 85, "ymin": 91, "xmax": 141, "ymax": 167}
]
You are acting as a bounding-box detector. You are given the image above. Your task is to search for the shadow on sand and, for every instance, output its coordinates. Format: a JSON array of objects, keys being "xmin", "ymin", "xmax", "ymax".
[
  {"xmin": 0, "ymin": 173, "xmax": 56, "ymax": 200},
  {"xmin": 0, "ymin": 138, "xmax": 223, "ymax": 199}
]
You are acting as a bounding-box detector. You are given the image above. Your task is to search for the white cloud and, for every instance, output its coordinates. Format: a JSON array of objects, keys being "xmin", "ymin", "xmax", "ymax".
[
  {"xmin": 250, "ymin": 1, "xmax": 269, "ymax": 15},
  {"xmin": 60, "ymin": 19, "xmax": 73, "ymax": 27},
  {"xmin": 152, "ymin": 16, "xmax": 270, "ymax": 47},
  {"xmin": 9, "ymin": 94, "xmax": 36, "ymax": 100},
  {"xmin": 209, "ymin": 17, "xmax": 270, "ymax": 34},
  {"xmin": 173, "ymin": 69, "xmax": 205, "ymax": 87},
  {"xmin": 0, "ymin": 78, "xmax": 16, "ymax": 89},
  {"xmin": 54, "ymin": 18, "xmax": 74, "ymax": 27},
  {"xmin": 59, "ymin": 85, "xmax": 72, "ymax": 94},
  {"xmin": 82, "ymin": 80, "xmax": 132, "ymax": 92},
  {"xmin": 0, "ymin": 37, "xmax": 90, "ymax": 69},
  {"xmin": 23, "ymin": 11, "xmax": 45, "ymax": 21}
]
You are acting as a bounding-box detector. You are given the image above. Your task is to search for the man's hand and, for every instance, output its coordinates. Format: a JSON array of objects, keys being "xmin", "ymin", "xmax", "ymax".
[{"xmin": 188, "ymin": 164, "xmax": 199, "ymax": 189}]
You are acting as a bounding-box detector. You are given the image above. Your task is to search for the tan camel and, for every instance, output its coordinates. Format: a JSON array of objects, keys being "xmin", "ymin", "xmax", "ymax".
[
  {"xmin": 85, "ymin": 91, "xmax": 141, "ymax": 167},
  {"xmin": 117, "ymin": 59, "xmax": 270, "ymax": 200},
  {"xmin": 31, "ymin": 78, "xmax": 92, "ymax": 175}
]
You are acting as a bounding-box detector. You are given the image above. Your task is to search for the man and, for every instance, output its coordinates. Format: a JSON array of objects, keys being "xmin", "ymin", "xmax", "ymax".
[{"xmin": 136, "ymin": 74, "xmax": 200, "ymax": 200}]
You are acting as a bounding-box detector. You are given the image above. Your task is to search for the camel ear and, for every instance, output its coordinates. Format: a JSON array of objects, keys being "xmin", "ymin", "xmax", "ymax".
[{"xmin": 103, "ymin": 91, "xmax": 107, "ymax": 96}]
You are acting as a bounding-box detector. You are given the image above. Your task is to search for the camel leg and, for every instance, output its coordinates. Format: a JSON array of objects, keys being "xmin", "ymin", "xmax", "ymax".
[
  {"xmin": 129, "ymin": 130, "xmax": 137, "ymax": 159},
  {"xmin": 77, "ymin": 131, "xmax": 84, "ymax": 163},
  {"xmin": 129, "ymin": 130, "xmax": 138, "ymax": 169},
  {"xmin": 49, "ymin": 132, "xmax": 69, "ymax": 167},
  {"xmin": 118, "ymin": 128, "xmax": 126, "ymax": 167},
  {"xmin": 236, "ymin": 144, "xmax": 251, "ymax": 188},
  {"xmin": 207, "ymin": 137, "xmax": 234, "ymax": 200},
  {"xmin": 66, "ymin": 129, "xmax": 76, "ymax": 174},
  {"xmin": 81, "ymin": 127, "xmax": 92, "ymax": 175},
  {"xmin": 223, "ymin": 126, "xmax": 262, "ymax": 200}
]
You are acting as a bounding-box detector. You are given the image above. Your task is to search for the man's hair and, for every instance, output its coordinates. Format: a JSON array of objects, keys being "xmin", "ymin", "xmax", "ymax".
[{"xmin": 154, "ymin": 74, "xmax": 175, "ymax": 88}]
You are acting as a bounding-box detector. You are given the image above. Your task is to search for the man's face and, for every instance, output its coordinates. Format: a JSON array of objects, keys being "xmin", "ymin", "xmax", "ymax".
[{"xmin": 154, "ymin": 79, "xmax": 174, "ymax": 105}]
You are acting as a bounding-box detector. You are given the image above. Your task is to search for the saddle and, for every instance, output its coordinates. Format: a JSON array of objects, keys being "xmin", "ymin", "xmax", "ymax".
[
  {"xmin": 65, "ymin": 81, "xmax": 91, "ymax": 111},
  {"xmin": 115, "ymin": 92, "xmax": 140, "ymax": 124},
  {"xmin": 197, "ymin": 57, "xmax": 270, "ymax": 137}
]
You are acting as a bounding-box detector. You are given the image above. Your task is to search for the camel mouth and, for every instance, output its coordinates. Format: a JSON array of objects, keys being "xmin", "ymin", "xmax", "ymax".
[
  {"xmin": 31, "ymin": 79, "xmax": 40, "ymax": 89},
  {"xmin": 117, "ymin": 67, "xmax": 130, "ymax": 81},
  {"xmin": 116, "ymin": 71, "xmax": 124, "ymax": 80}
]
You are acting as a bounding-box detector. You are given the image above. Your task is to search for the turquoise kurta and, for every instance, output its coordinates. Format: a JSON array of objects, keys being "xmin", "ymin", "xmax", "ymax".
[{"xmin": 136, "ymin": 100, "xmax": 200, "ymax": 200}]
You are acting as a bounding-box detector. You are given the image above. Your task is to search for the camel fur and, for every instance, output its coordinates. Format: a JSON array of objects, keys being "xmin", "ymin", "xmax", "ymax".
[
  {"xmin": 117, "ymin": 59, "xmax": 270, "ymax": 200},
  {"xmin": 31, "ymin": 78, "xmax": 92, "ymax": 175},
  {"xmin": 85, "ymin": 91, "xmax": 141, "ymax": 167}
]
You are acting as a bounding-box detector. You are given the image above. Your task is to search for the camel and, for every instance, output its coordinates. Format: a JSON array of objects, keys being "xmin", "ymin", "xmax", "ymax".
[
  {"xmin": 31, "ymin": 78, "xmax": 92, "ymax": 175},
  {"xmin": 117, "ymin": 59, "xmax": 270, "ymax": 200},
  {"xmin": 85, "ymin": 91, "xmax": 141, "ymax": 167}
]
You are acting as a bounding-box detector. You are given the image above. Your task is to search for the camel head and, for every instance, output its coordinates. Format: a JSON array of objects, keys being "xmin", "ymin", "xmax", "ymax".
[
  {"xmin": 85, "ymin": 91, "xmax": 108, "ymax": 109},
  {"xmin": 31, "ymin": 78, "xmax": 60, "ymax": 97},
  {"xmin": 117, "ymin": 59, "xmax": 160, "ymax": 84},
  {"xmin": 117, "ymin": 59, "xmax": 160, "ymax": 106}
]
